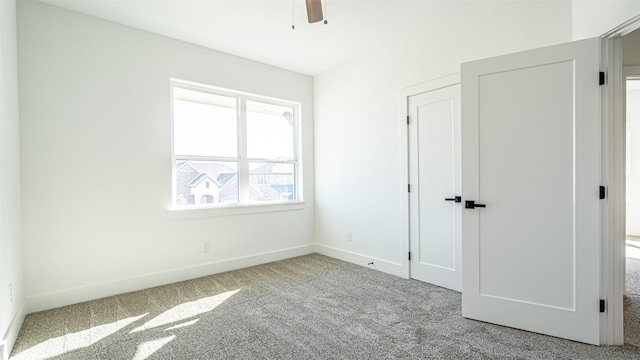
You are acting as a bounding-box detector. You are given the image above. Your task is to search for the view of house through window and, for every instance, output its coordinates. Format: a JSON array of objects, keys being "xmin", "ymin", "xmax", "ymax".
[{"xmin": 172, "ymin": 81, "xmax": 299, "ymax": 207}]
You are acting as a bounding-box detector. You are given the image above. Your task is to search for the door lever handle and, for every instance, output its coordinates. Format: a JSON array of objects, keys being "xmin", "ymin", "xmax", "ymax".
[
  {"xmin": 465, "ymin": 200, "xmax": 486, "ymax": 209},
  {"xmin": 445, "ymin": 196, "xmax": 462, "ymax": 203}
]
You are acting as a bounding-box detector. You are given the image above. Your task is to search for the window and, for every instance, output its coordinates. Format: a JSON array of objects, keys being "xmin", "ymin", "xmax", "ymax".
[{"xmin": 171, "ymin": 80, "xmax": 300, "ymax": 208}]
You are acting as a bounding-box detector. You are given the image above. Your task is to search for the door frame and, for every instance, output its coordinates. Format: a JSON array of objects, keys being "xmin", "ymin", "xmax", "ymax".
[
  {"xmin": 601, "ymin": 15, "xmax": 640, "ymax": 345},
  {"xmin": 624, "ymin": 66, "xmax": 640, "ymax": 239},
  {"xmin": 399, "ymin": 73, "xmax": 460, "ymax": 280}
]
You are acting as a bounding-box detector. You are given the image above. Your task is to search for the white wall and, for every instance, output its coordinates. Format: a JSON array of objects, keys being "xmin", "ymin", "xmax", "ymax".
[
  {"xmin": 18, "ymin": 1, "xmax": 314, "ymax": 312},
  {"xmin": 623, "ymin": 29, "xmax": 640, "ymax": 66},
  {"xmin": 314, "ymin": 1, "xmax": 572, "ymax": 275},
  {"xmin": 573, "ymin": 0, "xmax": 640, "ymax": 40},
  {"xmin": 0, "ymin": 0, "xmax": 24, "ymax": 357}
]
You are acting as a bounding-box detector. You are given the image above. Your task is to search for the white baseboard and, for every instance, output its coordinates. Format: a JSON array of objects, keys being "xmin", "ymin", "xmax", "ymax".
[
  {"xmin": 2, "ymin": 300, "xmax": 26, "ymax": 360},
  {"xmin": 27, "ymin": 244, "xmax": 315, "ymax": 314},
  {"xmin": 314, "ymin": 244, "xmax": 407, "ymax": 278}
]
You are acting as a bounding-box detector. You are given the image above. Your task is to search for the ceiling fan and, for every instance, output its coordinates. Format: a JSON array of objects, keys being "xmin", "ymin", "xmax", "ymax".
[
  {"xmin": 292, "ymin": 0, "xmax": 327, "ymax": 29},
  {"xmin": 305, "ymin": 0, "xmax": 325, "ymax": 24}
]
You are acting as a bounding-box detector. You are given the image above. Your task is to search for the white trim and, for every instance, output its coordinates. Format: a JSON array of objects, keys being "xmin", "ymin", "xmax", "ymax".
[
  {"xmin": 170, "ymin": 77, "xmax": 298, "ymax": 107},
  {"xmin": 169, "ymin": 201, "xmax": 305, "ymax": 220},
  {"xmin": 2, "ymin": 300, "xmax": 26, "ymax": 360},
  {"xmin": 314, "ymin": 244, "xmax": 406, "ymax": 278},
  {"xmin": 601, "ymin": 35, "xmax": 625, "ymax": 346},
  {"xmin": 401, "ymin": 73, "xmax": 461, "ymax": 95},
  {"xmin": 398, "ymin": 73, "xmax": 461, "ymax": 282},
  {"xmin": 238, "ymin": 95, "xmax": 250, "ymax": 202},
  {"xmin": 601, "ymin": 14, "xmax": 640, "ymax": 39},
  {"xmin": 26, "ymin": 244, "xmax": 314, "ymax": 313},
  {"xmin": 601, "ymin": 19, "xmax": 640, "ymax": 345}
]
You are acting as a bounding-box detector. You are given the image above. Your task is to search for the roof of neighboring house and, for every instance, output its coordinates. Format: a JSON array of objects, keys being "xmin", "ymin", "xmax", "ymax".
[
  {"xmin": 177, "ymin": 161, "xmax": 237, "ymax": 187},
  {"xmin": 176, "ymin": 161, "xmax": 199, "ymax": 173},
  {"xmin": 270, "ymin": 184, "xmax": 293, "ymax": 193},
  {"xmin": 188, "ymin": 173, "xmax": 221, "ymax": 187},
  {"xmin": 217, "ymin": 172, "xmax": 236, "ymax": 185},
  {"xmin": 219, "ymin": 173, "xmax": 238, "ymax": 193},
  {"xmin": 191, "ymin": 161, "xmax": 236, "ymax": 176},
  {"xmin": 251, "ymin": 163, "xmax": 293, "ymax": 174}
]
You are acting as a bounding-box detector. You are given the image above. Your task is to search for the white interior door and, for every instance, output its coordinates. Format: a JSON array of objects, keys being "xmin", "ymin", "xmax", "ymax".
[
  {"xmin": 461, "ymin": 38, "xmax": 602, "ymax": 345},
  {"xmin": 409, "ymin": 83, "xmax": 462, "ymax": 292}
]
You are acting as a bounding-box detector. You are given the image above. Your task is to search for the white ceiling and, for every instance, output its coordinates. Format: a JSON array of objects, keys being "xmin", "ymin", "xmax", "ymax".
[{"xmin": 39, "ymin": 0, "xmax": 455, "ymax": 76}]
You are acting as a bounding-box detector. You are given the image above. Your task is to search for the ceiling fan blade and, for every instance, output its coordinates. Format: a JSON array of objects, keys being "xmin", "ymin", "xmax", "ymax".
[{"xmin": 305, "ymin": 0, "xmax": 324, "ymax": 23}]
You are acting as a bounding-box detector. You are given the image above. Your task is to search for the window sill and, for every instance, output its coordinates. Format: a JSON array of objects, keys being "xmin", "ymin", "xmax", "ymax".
[{"xmin": 168, "ymin": 201, "xmax": 306, "ymax": 220}]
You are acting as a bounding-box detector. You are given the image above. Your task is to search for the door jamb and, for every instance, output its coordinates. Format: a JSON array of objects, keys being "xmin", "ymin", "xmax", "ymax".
[
  {"xmin": 399, "ymin": 73, "xmax": 460, "ymax": 280},
  {"xmin": 601, "ymin": 15, "xmax": 640, "ymax": 346}
]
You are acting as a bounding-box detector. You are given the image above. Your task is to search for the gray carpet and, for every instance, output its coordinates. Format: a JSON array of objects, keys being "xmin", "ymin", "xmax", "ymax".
[
  {"xmin": 625, "ymin": 255, "xmax": 640, "ymax": 348},
  {"xmin": 10, "ymin": 254, "xmax": 640, "ymax": 359}
]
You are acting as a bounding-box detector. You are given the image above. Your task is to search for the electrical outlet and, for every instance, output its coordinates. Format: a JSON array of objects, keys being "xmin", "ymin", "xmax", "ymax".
[
  {"xmin": 8, "ymin": 283, "xmax": 12, "ymax": 302},
  {"xmin": 203, "ymin": 241, "xmax": 211, "ymax": 253},
  {"xmin": 346, "ymin": 231, "xmax": 353, "ymax": 242}
]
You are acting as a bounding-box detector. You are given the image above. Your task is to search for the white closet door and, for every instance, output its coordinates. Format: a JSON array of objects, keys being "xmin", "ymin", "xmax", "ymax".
[{"xmin": 409, "ymin": 83, "xmax": 462, "ymax": 292}]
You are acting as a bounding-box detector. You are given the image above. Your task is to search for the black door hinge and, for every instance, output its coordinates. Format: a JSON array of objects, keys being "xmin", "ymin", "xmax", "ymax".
[
  {"xmin": 408, "ymin": 252, "xmax": 412, "ymax": 261},
  {"xmin": 600, "ymin": 299, "xmax": 606, "ymax": 313},
  {"xmin": 600, "ymin": 186, "xmax": 606, "ymax": 200},
  {"xmin": 599, "ymin": 72, "xmax": 606, "ymax": 86},
  {"xmin": 408, "ymin": 184, "xmax": 411, "ymax": 193},
  {"xmin": 407, "ymin": 116, "xmax": 410, "ymax": 125}
]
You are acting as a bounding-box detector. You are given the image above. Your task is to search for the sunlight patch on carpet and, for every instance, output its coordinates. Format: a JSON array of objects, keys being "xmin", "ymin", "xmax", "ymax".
[
  {"xmin": 627, "ymin": 242, "xmax": 640, "ymax": 260},
  {"xmin": 130, "ymin": 289, "xmax": 240, "ymax": 333},
  {"xmin": 164, "ymin": 319, "xmax": 200, "ymax": 331},
  {"xmin": 11, "ymin": 314, "xmax": 147, "ymax": 360}
]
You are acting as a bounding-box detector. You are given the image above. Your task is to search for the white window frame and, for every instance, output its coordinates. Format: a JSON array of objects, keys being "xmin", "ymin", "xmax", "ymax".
[{"xmin": 170, "ymin": 79, "xmax": 304, "ymax": 217}]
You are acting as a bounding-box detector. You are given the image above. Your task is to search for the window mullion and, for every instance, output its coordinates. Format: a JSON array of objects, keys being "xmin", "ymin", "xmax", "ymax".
[
  {"xmin": 175, "ymin": 155, "xmax": 238, "ymax": 162},
  {"xmin": 238, "ymin": 96, "xmax": 250, "ymax": 202},
  {"xmin": 293, "ymin": 106, "xmax": 301, "ymax": 200}
]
